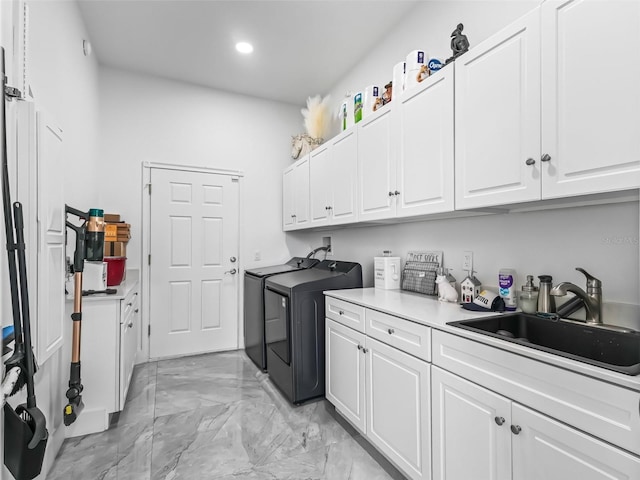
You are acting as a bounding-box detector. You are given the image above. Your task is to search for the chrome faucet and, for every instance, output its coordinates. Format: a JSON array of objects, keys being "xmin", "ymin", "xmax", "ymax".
[{"xmin": 550, "ymin": 268, "xmax": 602, "ymax": 325}]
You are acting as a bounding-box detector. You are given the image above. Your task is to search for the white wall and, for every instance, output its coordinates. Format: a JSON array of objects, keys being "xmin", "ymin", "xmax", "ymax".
[
  {"xmin": 286, "ymin": 0, "xmax": 640, "ymax": 318},
  {"xmin": 1, "ymin": 0, "xmax": 102, "ymax": 478},
  {"xmin": 287, "ymin": 201, "xmax": 640, "ymax": 306},
  {"xmin": 97, "ymin": 67, "xmax": 301, "ymax": 270}
]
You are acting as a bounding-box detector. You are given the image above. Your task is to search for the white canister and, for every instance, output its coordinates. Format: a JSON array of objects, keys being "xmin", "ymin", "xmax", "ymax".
[
  {"xmin": 363, "ymin": 85, "xmax": 380, "ymax": 118},
  {"xmin": 374, "ymin": 255, "xmax": 401, "ymax": 290},
  {"xmin": 405, "ymin": 50, "xmax": 427, "ymax": 91},
  {"xmin": 392, "ymin": 61, "xmax": 406, "ymax": 96},
  {"xmin": 83, "ymin": 260, "xmax": 107, "ymax": 291}
]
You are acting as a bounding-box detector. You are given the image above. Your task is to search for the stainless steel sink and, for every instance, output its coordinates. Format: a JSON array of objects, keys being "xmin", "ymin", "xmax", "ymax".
[{"xmin": 447, "ymin": 313, "xmax": 640, "ymax": 375}]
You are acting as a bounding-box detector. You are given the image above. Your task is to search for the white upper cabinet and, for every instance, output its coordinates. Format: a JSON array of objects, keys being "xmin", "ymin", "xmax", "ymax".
[
  {"xmin": 455, "ymin": 8, "xmax": 542, "ymax": 209},
  {"xmin": 541, "ymin": 0, "xmax": 640, "ymax": 198},
  {"xmin": 396, "ymin": 67, "xmax": 455, "ymax": 217},
  {"xmin": 358, "ymin": 106, "xmax": 396, "ymax": 221},
  {"xmin": 309, "ymin": 129, "xmax": 358, "ymax": 227},
  {"xmin": 283, "ymin": 155, "xmax": 310, "ymax": 231},
  {"xmin": 309, "ymin": 144, "xmax": 332, "ymax": 226},
  {"xmin": 330, "ymin": 129, "xmax": 358, "ymax": 225},
  {"xmin": 456, "ymin": 0, "xmax": 640, "ymax": 210}
]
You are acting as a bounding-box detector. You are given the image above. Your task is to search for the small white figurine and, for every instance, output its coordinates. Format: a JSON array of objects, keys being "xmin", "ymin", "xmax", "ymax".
[{"xmin": 436, "ymin": 274, "xmax": 458, "ymax": 303}]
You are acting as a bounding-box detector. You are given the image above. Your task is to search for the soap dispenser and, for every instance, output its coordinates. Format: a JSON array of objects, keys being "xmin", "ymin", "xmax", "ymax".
[
  {"xmin": 537, "ymin": 275, "xmax": 556, "ymax": 313},
  {"xmin": 519, "ymin": 275, "xmax": 539, "ymax": 314}
]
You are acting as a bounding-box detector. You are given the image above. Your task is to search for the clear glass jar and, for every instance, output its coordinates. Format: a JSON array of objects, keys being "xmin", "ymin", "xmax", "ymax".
[{"xmin": 519, "ymin": 290, "xmax": 539, "ymax": 314}]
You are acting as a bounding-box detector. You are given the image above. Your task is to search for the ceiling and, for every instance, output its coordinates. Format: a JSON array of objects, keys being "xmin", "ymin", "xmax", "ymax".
[{"xmin": 77, "ymin": 0, "xmax": 420, "ymax": 106}]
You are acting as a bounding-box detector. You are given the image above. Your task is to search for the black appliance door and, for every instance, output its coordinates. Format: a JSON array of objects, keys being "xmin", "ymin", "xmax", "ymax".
[
  {"xmin": 243, "ymin": 273, "xmax": 266, "ymax": 370},
  {"xmin": 264, "ymin": 288, "xmax": 290, "ymax": 365}
]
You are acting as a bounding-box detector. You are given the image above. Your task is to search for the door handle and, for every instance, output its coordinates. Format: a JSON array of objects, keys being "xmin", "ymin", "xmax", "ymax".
[{"xmin": 225, "ymin": 268, "xmax": 237, "ymax": 275}]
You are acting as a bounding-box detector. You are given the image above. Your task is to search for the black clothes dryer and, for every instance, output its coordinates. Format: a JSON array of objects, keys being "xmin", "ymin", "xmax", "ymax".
[
  {"xmin": 244, "ymin": 257, "xmax": 319, "ymax": 371},
  {"xmin": 264, "ymin": 260, "xmax": 362, "ymax": 404}
]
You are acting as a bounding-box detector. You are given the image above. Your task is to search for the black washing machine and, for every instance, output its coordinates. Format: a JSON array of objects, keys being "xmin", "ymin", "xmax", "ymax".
[
  {"xmin": 244, "ymin": 257, "xmax": 319, "ymax": 371},
  {"xmin": 264, "ymin": 260, "xmax": 362, "ymax": 404}
]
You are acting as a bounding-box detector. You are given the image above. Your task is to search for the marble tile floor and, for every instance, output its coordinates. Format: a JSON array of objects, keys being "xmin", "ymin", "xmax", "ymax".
[{"xmin": 48, "ymin": 350, "xmax": 406, "ymax": 480}]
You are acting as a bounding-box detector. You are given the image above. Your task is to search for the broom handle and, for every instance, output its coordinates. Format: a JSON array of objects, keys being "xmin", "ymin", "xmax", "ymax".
[
  {"xmin": 0, "ymin": 47, "xmax": 25, "ymax": 346},
  {"xmin": 13, "ymin": 201, "xmax": 37, "ymax": 407}
]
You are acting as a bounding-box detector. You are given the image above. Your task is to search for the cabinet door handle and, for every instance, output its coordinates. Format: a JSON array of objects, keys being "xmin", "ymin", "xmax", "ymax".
[
  {"xmin": 387, "ymin": 328, "xmax": 394, "ymax": 334},
  {"xmin": 338, "ymin": 310, "xmax": 344, "ymax": 315},
  {"xmin": 127, "ymin": 322, "xmax": 133, "ymax": 328},
  {"xmin": 525, "ymin": 158, "xmax": 536, "ymax": 166},
  {"xmin": 134, "ymin": 309, "xmax": 139, "ymax": 313},
  {"xmin": 388, "ymin": 191, "xmax": 395, "ymax": 197},
  {"xmin": 541, "ymin": 153, "xmax": 551, "ymax": 162},
  {"xmin": 127, "ymin": 302, "xmax": 133, "ymax": 306},
  {"xmin": 494, "ymin": 416, "xmax": 505, "ymax": 426},
  {"xmin": 394, "ymin": 190, "xmax": 400, "ymax": 196},
  {"xmin": 510, "ymin": 425, "xmax": 522, "ymax": 435},
  {"xmin": 362, "ymin": 348, "xmax": 369, "ymax": 354},
  {"xmin": 357, "ymin": 344, "xmax": 363, "ymax": 350}
]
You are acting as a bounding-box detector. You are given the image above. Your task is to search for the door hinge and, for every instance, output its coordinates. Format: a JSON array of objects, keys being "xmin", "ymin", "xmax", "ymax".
[
  {"xmin": 148, "ymin": 254, "xmax": 151, "ymax": 265},
  {"xmin": 4, "ymin": 84, "xmax": 22, "ymax": 99},
  {"xmin": 148, "ymin": 183, "xmax": 152, "ymax": 195},
  {"xmin": 148, "ymin": 325, "xmax": 151, "ymax": 336}
]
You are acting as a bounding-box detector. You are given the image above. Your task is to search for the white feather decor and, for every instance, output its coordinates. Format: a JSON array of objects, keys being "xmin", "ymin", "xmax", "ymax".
[{"xmin": 301, "ymin": 94, "xmax": 331, "ymax": 141}]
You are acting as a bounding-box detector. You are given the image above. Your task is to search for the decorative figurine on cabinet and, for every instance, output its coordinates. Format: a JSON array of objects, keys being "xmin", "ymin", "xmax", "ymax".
[
  {"xmin": 461, "ymin": 272, "xmax": 482, "ymax": 304},
  {"xmin": 445, "ymin": 23, "xmax": 470, "ymax": 64}
]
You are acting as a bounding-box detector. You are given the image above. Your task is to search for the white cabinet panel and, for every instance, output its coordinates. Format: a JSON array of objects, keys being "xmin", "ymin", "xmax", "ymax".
[
  {"xmin": 432, "ymin": 366, "xmax": 511, "ymax": 480},
  {"xmin": 366, "ymin": 336, "xmax": 430, "ymax": 480},
  {"xmin": 325, "ymin": 319, "xmax": 366, "ymax": 433},
  {"xmin": 397, "ymin": 68, "xmax": 454, "ymax": 217},
  {"xmin": 15, "ymin": 103, "xmax": 65, "ymax": 364},
  {"xmin": 283, "ymin": 156, "xmax": 310, "ymax": 231},
  {"xmin": 512, "ymin": 403, "xmax": 640, "ymax": 480},
  {"xmin": 365, "ymin": 308, "xmax": 431, "ymax": 362},
  {"xmin": 330, "ymin": 129, "xmax": 358, "ymax": 225},
  {"xmin": 309, "ymin": 144, "xmax": 331, "ymax": 226},
  {"xmin": 455, "ymin": 8, "xmax": 541, "ymax": 209},
  {"xmin": 541, "ymin": 0, "xmax": 640, "ymax": 198},
  {"xmin": 325, "ymin": 296, "xmax": 365, "ymax": 333},
  {"xmin": 358, "ymin": 107, "xmax": 395, "ymax": 221}
]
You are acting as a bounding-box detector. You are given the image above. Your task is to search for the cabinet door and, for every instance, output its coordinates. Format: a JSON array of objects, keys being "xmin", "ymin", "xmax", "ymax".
[
  {"xmin": 119, "ymin": 299, "xmax": 139, "ymax": 409},
  {"xmin": 396, "ymin": 67, "xmax": 454, "ymax": 217},
  {"xmin": 325, "ymin": 319, "xmax": 366, "ymax": 433},
  {"xmin": 431, "ymin": 366, "xmax": 511, "ymax": 480},
  {"xmin": 455, "ymin": 8, "xmax": 541, "ymax": 209},
  {"xmin": 35, "ymin": 111, "xmax": 66, "ymax": 363},
  {"xmin": 330, "ymin": 129, "xmax": 358, "ymax": 225},
  {"xmin": 541, "ymin": 0, "xmax": 640, "ymax": 198},
  {"xmin": 283, "ymin": 164, "xmax": 295, "ymax": 230},
  {"xmin": 293, "ymin": 155, "xmax": 310, "ymax": 228},
  {"xmin": 512, "ymin": 403, "xmax": 640, "ymax": 480},
  {"xmin": 309, "ymin": 144, "xmax": 331, "ymax": 226},
  {"xmin": 366, "ymin": 336, "xmax": 430, "ymax": 480},
  {"xmin": 358, "ymin": 107, "xmax": 396, "ymax": 221}
]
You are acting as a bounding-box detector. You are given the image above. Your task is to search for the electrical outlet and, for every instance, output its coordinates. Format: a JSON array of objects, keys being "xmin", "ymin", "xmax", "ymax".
[
  {"xmin": 462, "ymin": 251, "xmax": 473, "ymax": 272},
  {"xmin": 322, "ymin": 236, "xmax": 333, "ymax": 256},
  {"xmin": 254, "ymin": 250, "xmax": 261, "ymax": 261}
]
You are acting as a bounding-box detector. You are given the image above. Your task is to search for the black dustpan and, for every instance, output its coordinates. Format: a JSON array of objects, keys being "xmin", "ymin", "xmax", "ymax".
[{"xmin": 3, "ymin": 403, "xmax": 48, "ymax": 480}]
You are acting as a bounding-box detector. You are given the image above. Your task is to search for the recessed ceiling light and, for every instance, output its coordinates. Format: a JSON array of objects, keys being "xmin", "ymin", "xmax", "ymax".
[{"xmin": 235, "ymin": 42, "xmax": 253, "ymax": 54}]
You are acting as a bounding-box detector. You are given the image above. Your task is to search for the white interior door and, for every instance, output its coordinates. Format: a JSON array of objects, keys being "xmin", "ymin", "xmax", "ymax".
[{"xmin": 149, "ymin": 167, "xmax": 239, "ymax": 359}]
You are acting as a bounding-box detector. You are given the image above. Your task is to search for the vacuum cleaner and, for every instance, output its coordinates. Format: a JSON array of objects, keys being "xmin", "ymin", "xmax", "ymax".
[
  {"xmin": 63, "ymin": 206, "xmax": 104, "ymax": 426},
  {"xmin": 1, "ymin": 46, "xmax": 48, "ymax": 480}
]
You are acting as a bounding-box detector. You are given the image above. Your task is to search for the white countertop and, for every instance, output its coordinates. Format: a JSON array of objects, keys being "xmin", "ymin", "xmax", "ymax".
[
  {"xmin": 324, "ymin": 287, "xmax": 640, "ymax": 392},
  {"xmin": 66, "ymin": 269, "xmax": 139, "ymax": 303}
]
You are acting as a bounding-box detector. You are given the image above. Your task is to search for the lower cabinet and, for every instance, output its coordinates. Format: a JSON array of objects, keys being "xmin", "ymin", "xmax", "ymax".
[
  {"xmin": 326, "ymin": 315, "xmax": 430, "ymax": 480},
  {"xmin": 64, "ymin": 276, "xmax": 140, "ymax": 437},
  {"xmin": 432, "ymin": 366, "xmax": 640, "ymax": 480}
]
